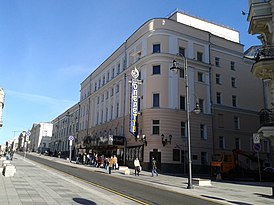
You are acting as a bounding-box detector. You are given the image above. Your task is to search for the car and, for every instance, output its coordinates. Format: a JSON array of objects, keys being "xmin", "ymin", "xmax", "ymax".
[{"xmin": 262, "ymin": 167, "xmax": 274, "ymax": 182}]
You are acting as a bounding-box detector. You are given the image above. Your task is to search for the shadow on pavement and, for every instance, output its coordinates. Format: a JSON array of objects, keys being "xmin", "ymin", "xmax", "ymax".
[
  {"xmin": 73, "ymin": 197, "xmax": 97, "ymax": 205},
  {"xmin": 254, "ymin": 192, "xmax": 274, "ymax": 199},
  {"xmin": 201, "ymin": 195, "xmax": 253, "ymax": 205}
]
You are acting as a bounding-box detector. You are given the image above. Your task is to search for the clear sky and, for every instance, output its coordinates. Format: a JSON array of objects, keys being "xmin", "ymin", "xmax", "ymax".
[{"xmin": 0, "ymin": 0, "xmax": 260, "ymax": 145}]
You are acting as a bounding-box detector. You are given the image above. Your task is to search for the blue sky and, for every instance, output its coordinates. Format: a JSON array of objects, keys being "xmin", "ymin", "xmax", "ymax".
[{"xmin": 0, "ymin": 0, "xmax": 260, "ymax": 144}]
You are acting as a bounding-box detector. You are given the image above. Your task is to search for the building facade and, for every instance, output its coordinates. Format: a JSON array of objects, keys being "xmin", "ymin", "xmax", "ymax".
[
  {"xmin": 75, "ymin": 11, "xmax": 266, "ymax": 173},
  {"xmin": 247, "ymin": 0, "xmax": 274, "ymax": 164},
  {"xmin": 51, "ymin": 103, "xmax": 79, "ymax": 159},
  {"xmin": 0, "ymin": 87, "xmax": 5, "ymax": 128}
]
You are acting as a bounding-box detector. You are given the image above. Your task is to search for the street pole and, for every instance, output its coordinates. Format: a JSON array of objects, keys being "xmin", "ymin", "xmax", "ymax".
[{"xmin": 170, "ymin": 54, "xmax": 199, "ymax": 189}]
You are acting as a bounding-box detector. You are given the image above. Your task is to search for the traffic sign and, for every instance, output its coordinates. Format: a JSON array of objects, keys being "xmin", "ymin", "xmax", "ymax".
[
  {"xmin": 253, "ymin": 133, "xmax": 260, "ymax": 144},
  {"xmin": 68, "ymin": 135, "xmax": 74, "ymax": 141},
  {"xmin": 253, "ymin": 143, "xmax": 261, "ymax": 152}
]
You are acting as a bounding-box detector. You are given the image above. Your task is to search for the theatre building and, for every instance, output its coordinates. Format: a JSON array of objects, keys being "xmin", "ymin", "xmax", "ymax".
[{"xmin": 77, "ymin": 11, "xmax": 266, "ymax": 173}]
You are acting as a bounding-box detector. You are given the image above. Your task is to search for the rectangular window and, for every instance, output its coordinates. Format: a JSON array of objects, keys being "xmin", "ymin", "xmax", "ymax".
[
  {"xmin": 235, "ymin": 138, "xmax": 240, "ymax": 149},
  {"xmin": 218, "ymin": 114, "xmax": 224, "ymax": 128},
  {"xmin": 116, "ymin": 84, "xmax": 119, "ymax": 93},
  {"xmin": 102, "ymin": 76, "xmax": 105, "ymax": 85},
  {"xmin": 112, "ymin": 68, "xmax": 115, "ymax": 78},
  {"xmin": 179, "ymin": 47, "xmax": 185, "ymax": 56},
  {"xmin": 97, "ymin": 97, "xmax": 99, "ymax": 104},
  {"xmin": 152, "ymin": 120, "xmax": 160, "ymax": 135},
  {"xmin": 153, "ymin": 44, "xmax": 161, "ymax": 53},
  {"xmin": 197, "ymin": 52, "xmax": 203, "ymax": 62},
  {"xmin": 179, "ymin": 68, "xmax": 185, "ymax": 78},
  {"xmin": 180, "ymin": 96, "xmax": 186, "ymax": 110},
  {"xmin": 234, "ymin": 116, "xmax": 240, "ymax": 129},
  {"xmin": 219, "ymin": 136, "xmax": 225, "ymax": 149},
  {"xmin": 232, "ymin": 95, "xmax": 237, "ymax": 107},
  {"xmin": 215, "ymin": 57, "xmax": 220, "ymax": 67},
  {"xmin": 173, "ymin": 149, "xmax": 180, "ymax": 161},
  {"xmin": 201, "ymin": 152, "xmax": 208, "ymax": 165},
  {"xmin": 95, "ymin": 82, "xmax": 97, "ymax": 91},
  {"xmin": 216, "ymin": 92, "xmax": 221, "ymax": 104},
  {"xmin": 200, "ymin": 124, "xmax": 207, "ymax": 139},
  {"xmin": 181, "ymin": 121, "xmax": 186, "ymax": 137},
  {"xmin": 216, "ymin": 74, "xmax": 221, "ymax": 84},
  {"xmin": 198, "ymin": 99, "xmax": 204, "ymax": 113},
  {"xmin": 152, "ymin": 65, "xmax": 161, "ymax": 75},
  {"xmin": 153, "ymin": 93, "xmax": 160, "ymax": 107},
  {"xmin": 198, "ymin": 72, "xmax": 204, "ymax": 82},
  {"xmin": 231, "ymin": 77, "xmax": 236, "ymax": 88},
  {"xmin": 116, "ymin": 103, "xmax": 119, "ymax": 118},
  {"xmin": 231, "ymin": 61, "xmax": 235, "ymax": 70},
  {"xmin": 117, "ymin": 63, "xmax": 120, "ymax": 74}
]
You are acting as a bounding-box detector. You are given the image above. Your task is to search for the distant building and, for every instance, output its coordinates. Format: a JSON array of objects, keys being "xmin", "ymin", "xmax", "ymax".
[
  {"xmin": 29, "ymin": 123, "xmax": 53, "ymax": 153},
  {"xmin": 0, "ymin": 87, "xmax": 5, "ymax": 128}
]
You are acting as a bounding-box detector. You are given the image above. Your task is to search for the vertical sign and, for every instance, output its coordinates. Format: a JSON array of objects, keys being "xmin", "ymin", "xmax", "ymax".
[{"xmin": 129, "ymin": 67, "xmax": 139, "ymax": 139}]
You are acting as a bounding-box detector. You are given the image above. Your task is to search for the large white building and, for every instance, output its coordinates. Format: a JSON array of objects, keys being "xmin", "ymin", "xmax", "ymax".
[
  {"xmin": 29, "ymin": 123, "xmax": 53, "ymax": 153},
  {"xmin": 75, "ymin": 11, "xmax": 268, "ymax": 173}
]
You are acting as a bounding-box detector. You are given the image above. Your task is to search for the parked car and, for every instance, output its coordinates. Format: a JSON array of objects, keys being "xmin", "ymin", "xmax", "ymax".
[{"xmin": 262, "ymin": 167, "xmax": 274, "ymax": 182}]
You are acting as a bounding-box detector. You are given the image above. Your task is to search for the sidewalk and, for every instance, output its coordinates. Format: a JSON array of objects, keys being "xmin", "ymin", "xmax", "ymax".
[
  {"xmin": 1, "ymin": 152, "xmax": 274, "ymax": 205},
  {"xmin": 0, "ymin": 154, "xmax": 140, "ymax": 205}
]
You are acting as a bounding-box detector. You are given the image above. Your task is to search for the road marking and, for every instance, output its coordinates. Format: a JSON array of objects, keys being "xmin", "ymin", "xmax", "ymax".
[{"xmin": 25, "ymin": 155, "xmax": 149, "ymax": 205}]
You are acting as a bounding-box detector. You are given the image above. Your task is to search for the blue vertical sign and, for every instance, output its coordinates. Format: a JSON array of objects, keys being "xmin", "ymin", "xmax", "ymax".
[{"xmin": 129, "ymin": 67, "xmax": 139, "ymax": 139}]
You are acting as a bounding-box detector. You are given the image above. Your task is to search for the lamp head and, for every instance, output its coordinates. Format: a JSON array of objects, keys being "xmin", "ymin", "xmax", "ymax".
[{"xmin": 193, "ymin": 102, "xmax": 201, "ymax": 114}]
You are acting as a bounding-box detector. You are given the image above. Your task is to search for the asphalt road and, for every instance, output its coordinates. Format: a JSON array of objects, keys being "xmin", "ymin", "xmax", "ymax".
[{"xmin": 23, "ymin": 154, "xmax": 221, "ymax": 205}]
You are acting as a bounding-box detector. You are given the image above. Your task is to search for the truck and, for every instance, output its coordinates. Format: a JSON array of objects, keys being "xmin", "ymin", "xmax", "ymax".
[{"xmin": 211, "ymin": 149, "xmax": 262, "ymax": 179}]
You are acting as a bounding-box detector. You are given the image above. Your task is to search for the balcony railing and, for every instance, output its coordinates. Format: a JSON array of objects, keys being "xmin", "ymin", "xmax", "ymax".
[
  {"xmin": 259, "ymin": 109, "xmax": 274, "ymax": 126},
  {"xmin": 254, "ymin": 46, "xmax": 274, "ymax": 62}
]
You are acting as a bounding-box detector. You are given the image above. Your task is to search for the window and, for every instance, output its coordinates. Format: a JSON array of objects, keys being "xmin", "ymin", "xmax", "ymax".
[
  {"xmin": 216, "ymin": 74, "xmax": 221, "ymax": 84},
  {"xmin": 112, "ymin": 68, "xmax": 115, "ymax": 78},
  {"xmin": 198, "ymin": 72, "xmax": 204, "ymax": 82},
  {"xmin": 153, "ymin": 44, "xmax": 160, "ymax": 53},
  {"xmin": 105, "ymin": 108, "xmax": 108, "ymax": 122},
  {"xmin": 201, "ymin": 152, "xmax": 208, "ymax": 165},
  {"xmin": 152, "ymin": 65, "xmax": 161, "ymax": 75},
  {"xmin": 180, "ymin": 96, "xmax": 186, "ymax": 110},
  {"xmin": 153, "ymin": 93, "xmax": 160, "ymax": 107},
  {"xmin": 101, "ymin": 94, "xmax": 104, "ymax": 102},
  {"xmin": 97, "ymin": 97, "xmax": 99, "ymax": 104},
  {"xmin": 197, "ymin": 52, "xmax": 203, "ymax": 62},
  {"xmin": 116, "ymin": 103, "xmax": 119, "ymax": 118},
  {"xmin": 107, "ymin": 72, "xmax": 109, "ymax": 82},
  {"xmin": 111, "ymin": 88, "xmax": 114, "ymax": 96},
  {"xmin": 215, "ymin": 57, "xmax": 220, "ymax": 67},
  {"xmin": 234, "ymin": 116, "xmax": 240, "ymax": 129},
  {"xmin": 173, "ymin": 149, "xmax": 180, "ymax": 161},
  {"xmin": 179, "ymin": 68, "xmax": 184, "ymax": 78},
  {"xmin": 263, "ymin": 140, "xmax": 270, "ymax": 153},
  {"xmin": 231, "ymin": 61, "xmax": 235, "ymax": 70},
  {"xmin": 117, "ymin": 63, "xmax": 120, "ymax": 74},
  {"xmin": 219, "ymin": 136, "xmax": 225, "ymax": 149},
  {"xmin": 110, "ymin": 105, "xmax": 113, "ymax": 120},
  {"xmin": 116, "ymin": 84, "xmax": 119, "ymax": 93},
  {"xmin": 106, "ymin": 91, "xmax": 109, "ymax": 99},
  {"xmin": 218, "ymin": 114, "xmax": 224, "ymax": 128},
  {"xmin": 152, "ymin": 120, "xmax": 160, "ymax": 135},
  {"xmin": 198, "ymin": 99, "xmax": 204, "ymax": 113},
  {"xmin": 94, "ymin": 82, "xmax": 97, "ymax": 91},
  {"xmin": 102, "ymin": 76, "xmax": 105, "ymax": 85},
  {"xmin": 181, "ymin": 121, "xmax": 186, "ymax": 137},
  {"xmin": 200, "ymin": 124, "xmax": 207, "ymax": 139},
  {"xmin": 179, "ymin": 47, "xmax": 185, "ymax": 56},
  {"xmin": 231, "ymin": 77, "xmax": 236, "ymax": 88},
  {"xmin": 216, "ymin": 92, "xmax": 221, "ymax": 104},
  {"xmin": 235, "ymin": 138, "xmax": 240, "ymax": 149},
  {"xmin": 232, "ymin": 95, "xmax": 237, "ymax": 107}
]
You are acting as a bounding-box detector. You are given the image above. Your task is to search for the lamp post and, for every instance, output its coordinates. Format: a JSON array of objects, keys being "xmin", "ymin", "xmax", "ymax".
[{"xmin": 170, "ymin": 54, "xmax": 200, "ymax": 189}]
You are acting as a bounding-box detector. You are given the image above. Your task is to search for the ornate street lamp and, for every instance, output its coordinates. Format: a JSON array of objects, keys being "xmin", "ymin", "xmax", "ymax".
[{"xmin": 170, "ymin": 54, "xmax": 200, "ymax": 189}]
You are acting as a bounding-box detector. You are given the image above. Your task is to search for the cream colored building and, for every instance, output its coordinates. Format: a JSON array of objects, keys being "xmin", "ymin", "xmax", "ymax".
[
  {"xmin": 51, "ymin": 103, "xmax": 79, "ymax": 158},
  {"xmin": 29, "ymin": 122, "xmax": 53, "ymax": 153},
  {"xmin": 77, "ymin": 11, "xmax": 266, "ymax": 173}
]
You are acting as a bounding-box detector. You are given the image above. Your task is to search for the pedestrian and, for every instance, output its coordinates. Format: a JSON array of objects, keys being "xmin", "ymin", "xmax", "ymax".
[
  {"xmin": 134, "ymin": 157, "xmax": 141, "ymax": 176},
  {"xmin": 151, "ymin": 157, "xmax": 158, "ymax": 176},
  {"xmin": 108, "ymin": 156, "xmax": 114, "ymax": 174},
  {"xmin": 113, "ymin": 155, "xmax": 118, "ymax": 170}
]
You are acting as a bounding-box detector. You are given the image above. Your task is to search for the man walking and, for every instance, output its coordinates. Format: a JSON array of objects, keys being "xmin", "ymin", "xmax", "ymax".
[{"xmin": 151, "ymin": 157, "xmax": 158, "ymax": 176}]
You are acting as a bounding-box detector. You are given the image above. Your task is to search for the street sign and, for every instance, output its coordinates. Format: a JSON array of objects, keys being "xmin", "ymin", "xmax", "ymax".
[
  {"xmin": 253, "ymin": 133, "xmax": 260, "ymax": 144},
  {"xmin": 68, "ymin": 135, "xmax": 74, "ymax": 141},
  {"xmin": 253, "ymin": 143, "xmax": 261, "ymax": 152}
]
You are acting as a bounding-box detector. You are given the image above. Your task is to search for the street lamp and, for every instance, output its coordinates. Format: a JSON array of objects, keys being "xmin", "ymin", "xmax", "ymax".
[{"xmin": 170, "ymin": 54, "xmax": 200, "ymax": 189}]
